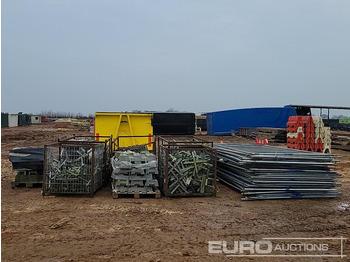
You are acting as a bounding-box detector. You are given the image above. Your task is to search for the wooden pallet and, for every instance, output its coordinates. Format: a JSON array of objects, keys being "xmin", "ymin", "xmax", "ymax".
[
  {"xmin": 11, "ymin": 181, "xmax": 42, "ymax": 189},
  {"xmin": 112, "ymin": 188, "xmax": 161, "ymax": 199}
]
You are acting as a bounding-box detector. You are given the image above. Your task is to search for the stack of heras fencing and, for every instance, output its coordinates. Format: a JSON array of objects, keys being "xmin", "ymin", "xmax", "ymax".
[
  {"xmin": 111, "ymin": 150, "xmax": 160, "ymax": 198},
  {"xmin": 215, "ymin": 143, "xmax": 342, "ymax": 200}
]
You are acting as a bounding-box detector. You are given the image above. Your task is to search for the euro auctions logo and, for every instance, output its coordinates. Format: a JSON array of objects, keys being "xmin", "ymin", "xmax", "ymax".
[
  {"xmin": 208, "ymin": 237, "xmax": 347, "ymax": 258},
  {"xmin": 209, "ymin": 240, "xmax": 273, "ymax": 254}
]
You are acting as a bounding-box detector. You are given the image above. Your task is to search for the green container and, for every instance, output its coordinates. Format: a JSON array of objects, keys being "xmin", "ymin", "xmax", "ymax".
[
  {"xmin": 1, "ymin": 113, "xmax": 9, "ymax": 128},
  {"xmin": 339, "ymin": 119, "xmax": 350, "ymax": 124}
]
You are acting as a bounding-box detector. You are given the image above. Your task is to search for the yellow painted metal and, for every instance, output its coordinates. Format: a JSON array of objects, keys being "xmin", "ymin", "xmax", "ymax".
[{"xmin": 95, "ymin": 112, "xmax": 153, "ymax": 149}]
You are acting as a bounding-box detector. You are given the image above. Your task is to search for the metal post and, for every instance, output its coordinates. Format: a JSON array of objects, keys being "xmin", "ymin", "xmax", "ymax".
[
  {"xmin": 42, "ymin": 145, "xmax": 47, "ymax": 196},
  {"xmin": 165, "ymin": 147, "xmax": 169, "ymax": 197},
  {"xmin": 91, "ymin": 146, "xmax": 95, "ymax": 197}
]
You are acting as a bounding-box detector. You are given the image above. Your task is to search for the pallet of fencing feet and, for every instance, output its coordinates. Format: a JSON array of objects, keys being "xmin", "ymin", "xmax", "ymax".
[
  {"xmin": 112, "ymin": 186, "xmax": 161, "ymax": 199},
  {"xmin": 111, "ymin": 150, "xmax": 161, "ymax": 199}
]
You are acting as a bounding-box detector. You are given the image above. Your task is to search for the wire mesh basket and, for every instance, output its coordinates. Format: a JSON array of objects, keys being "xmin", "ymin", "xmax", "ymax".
[
  {"xmin": 157, "ymin": 136, "xmax": 217, "ymax": 197},
  {"xmin": 43, "ymin": 142, "xmax": 105, "ymax": 196}
]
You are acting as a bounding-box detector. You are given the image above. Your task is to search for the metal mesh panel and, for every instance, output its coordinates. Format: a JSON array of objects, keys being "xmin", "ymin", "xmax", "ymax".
[{"xmin": 44, "ymin": 143, "xmax": 104, "ymax": 195}]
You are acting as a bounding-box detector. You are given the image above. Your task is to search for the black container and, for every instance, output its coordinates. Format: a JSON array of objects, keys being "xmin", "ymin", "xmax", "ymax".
[
  {"xmin": 152, "ymin": 113, "xmax": 195, "ymax": 135},
  {"xmin": 18, "ymin": 113, "xmax": 31, "ymax": 126},
  {"xmin": 196, "ymin": 116, "xmax": 207, "ymax": 131}
]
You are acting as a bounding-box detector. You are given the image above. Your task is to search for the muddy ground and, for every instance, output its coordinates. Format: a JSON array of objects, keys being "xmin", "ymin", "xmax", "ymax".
[{"xmin": 1, "ymin": 124, "xmax": 349, "ymax": 262}]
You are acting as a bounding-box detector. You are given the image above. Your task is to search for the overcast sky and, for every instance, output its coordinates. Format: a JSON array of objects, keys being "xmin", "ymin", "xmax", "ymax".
[{"xmin": 2, "ymin": 0, "xmax": 350, "ymax": 116}]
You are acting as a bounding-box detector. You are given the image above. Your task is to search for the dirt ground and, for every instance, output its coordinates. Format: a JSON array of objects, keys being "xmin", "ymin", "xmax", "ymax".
[{"xmin": 1, "ymin": 124, "xmax": 349, "ymax": 262}]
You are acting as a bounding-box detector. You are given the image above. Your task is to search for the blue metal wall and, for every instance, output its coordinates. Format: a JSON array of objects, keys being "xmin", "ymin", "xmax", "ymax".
[{"xmin": 207, "ymin": 106, "xmax": 297, "ymax": 135}]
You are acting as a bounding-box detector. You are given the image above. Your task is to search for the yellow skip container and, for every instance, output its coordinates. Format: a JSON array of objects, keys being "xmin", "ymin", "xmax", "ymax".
[{"xmin": 94, "ymin": 112, "xmax": 153, "ymax": 150}]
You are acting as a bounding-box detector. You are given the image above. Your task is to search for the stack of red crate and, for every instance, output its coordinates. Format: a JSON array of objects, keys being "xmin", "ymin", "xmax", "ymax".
[
  {"xmin": 286, "ymin": 116, "xmax": 307, "ymax": 150},
  {"xmin": 287, "ymin": 116, "xmax": 330, "ymax": 153}
]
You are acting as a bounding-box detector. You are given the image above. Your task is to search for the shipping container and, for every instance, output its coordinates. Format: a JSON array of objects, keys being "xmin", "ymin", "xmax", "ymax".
[
  {"xmin": 1, "ymin": 113, "xmax": 9, "ymax": 128},
  {"xmin": 152, "ymin": 112, "xmax": 195, "ymax": 135},
  {"xmin": 206, "ymin": 106, "xmax": 297, "ymax": 135},
  {"xmin": 31, "ymin": 115, "xmax": 42, "ymax": 124},
  {"xmin": 8, "ymin": 114, "xmax": 18, "ymax": 127},
  {"xmin": 95, "ymin": 112, "xmax": 153, "ymax": 150},
  {"xmin": 18, "ymin": 113, "xmax": 31, "ymax": 126}
]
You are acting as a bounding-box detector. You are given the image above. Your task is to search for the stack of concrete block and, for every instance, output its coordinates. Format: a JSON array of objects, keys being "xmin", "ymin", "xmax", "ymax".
[{"xmin": 111, "ymin": 150, "xmax": 160, "ymax": 198}]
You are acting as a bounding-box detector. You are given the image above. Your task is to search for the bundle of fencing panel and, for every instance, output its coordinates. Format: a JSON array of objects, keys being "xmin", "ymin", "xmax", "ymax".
[
  {"xmin": 111, "ymin": 150, "xmax": 160, "ymax": 198},
  {"xmin": 43, "ymin": 141, "xmax": 106, "ymax": 196},
  {"xmin": 215, "ymin": 143, "xmax": 342, "ymax": 200}
]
